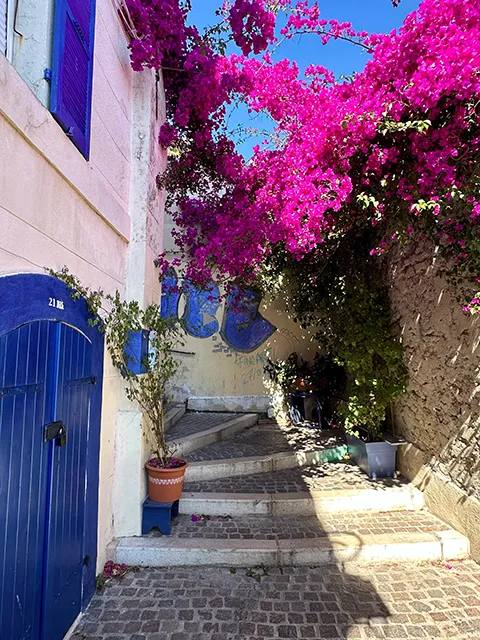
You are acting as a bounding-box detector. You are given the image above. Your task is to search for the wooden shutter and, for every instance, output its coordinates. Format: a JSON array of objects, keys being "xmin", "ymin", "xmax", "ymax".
[
  {"xmin": 50, "ymin": 0, "xmax": 96, "ymax": 160},
  {"xmin": 0, "ymin": 0, "xmax": 7, "ymax": 55}
]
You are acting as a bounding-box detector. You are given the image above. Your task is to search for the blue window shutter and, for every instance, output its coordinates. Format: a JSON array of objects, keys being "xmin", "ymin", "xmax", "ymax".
[{"xmin": 50, "ymin": 0, "xmax": 96, "ymax": 160}]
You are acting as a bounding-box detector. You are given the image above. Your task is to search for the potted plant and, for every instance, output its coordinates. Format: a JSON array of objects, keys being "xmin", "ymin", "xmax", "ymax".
[
  {"xmin": 50, "ymin": 267, "xmax": 187, "ymax": 502},
  {"xmin": 342, "ymin": 404, "xmax": 400, "ymax": 479},
  {"xmin": 332, "ymin": 287, "xmax": 408, "ymax": 478},
  {"xmin": 259, "ymin": 225, "xmax": 408, "ymax": 476}
]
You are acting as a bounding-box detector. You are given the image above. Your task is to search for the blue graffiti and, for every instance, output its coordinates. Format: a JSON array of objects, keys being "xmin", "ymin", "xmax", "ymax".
[
  {"xmin": 160, "ymin": 269, "xmax": 180, "ymax": 321},
  {"xmin": 160, "ymin": 272, "xmax": 276, "ymax": 352},
  {"xmin": 220, "ymin": 287, "xmax": 276, "ymax": 353},
  {"xmin": 181, "ymin": 280, "xmax": 221, "ymax": 338}
]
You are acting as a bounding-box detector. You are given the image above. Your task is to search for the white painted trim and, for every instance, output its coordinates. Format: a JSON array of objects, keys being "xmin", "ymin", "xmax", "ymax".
[
  {"xmin": 167, "ymin": 413, "xmax": 258, "ymax": 457},
  {"xmin": 188, "ymin": 395, "xmax": 272, "ymax": 413},
  {"xmin": 398, "ymin": 442, "xmax": 480, "ymax": 563},
  {"xmin": 164, "ymin": 403, "xmax": 186, "ymax": 433},
  {"xmin": 148, "ymin": 475, "xmax": 184, "ymax": 485},
  {"xmin": 5, "ymin": 0, "xmax": 14, "ymax": 61},
  {"xmin": 179, "ymin": 486, "xmax": 425, "ymax": 517},
  {"xmin": 184, "ymin": 447, "xmax": 349, "ymax": 482}
]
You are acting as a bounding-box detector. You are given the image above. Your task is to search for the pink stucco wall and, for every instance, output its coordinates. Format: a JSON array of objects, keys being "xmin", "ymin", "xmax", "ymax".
[
  {"xmin": 0, "ymin": 5, "xmax": 134, "ymax": 289},
  {"xmin": 0, "ymin": 0, "xmax": 166, "ymax": 569}
]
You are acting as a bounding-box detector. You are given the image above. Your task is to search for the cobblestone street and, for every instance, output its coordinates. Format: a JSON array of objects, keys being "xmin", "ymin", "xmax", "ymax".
[
  {"xmin": 154, "ymin": 510, "xmax": 453, "ymax": 541},
  {"xmin": 74, "ymin": 561, "xmax": 480, "ymax": 640},
  {"xmin": 186, "ymin": 423, "xmax": 346, "ymax": 461},
  {"xmin": 184, "ymin": 462, "xmax": 411, "ymax": 494}
]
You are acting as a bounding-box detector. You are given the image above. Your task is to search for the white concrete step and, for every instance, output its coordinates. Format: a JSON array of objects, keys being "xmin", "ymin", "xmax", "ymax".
[
  {"xmin": 113, "ymin": 512, "xmax": 469, "ymax": 568},
  {"xmin": 188, "ymin": 395, "xmax": 271, "ymax": 413},
  {"xmin": 179, "ymin": 486, "xmax": 425, "ymax": 517},
  {"xmin": 164, "ymin": 403, "xmax": 186, "ymax": 433},
  {"xmin": 168, "ymin": 413, "xmax": 258, "ymax": 457}
]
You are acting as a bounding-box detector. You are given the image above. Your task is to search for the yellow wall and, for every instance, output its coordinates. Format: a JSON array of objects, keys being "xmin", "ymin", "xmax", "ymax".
[{"xmin": 171, "ymin": 289, "xmax": 316, "ymax": 399}]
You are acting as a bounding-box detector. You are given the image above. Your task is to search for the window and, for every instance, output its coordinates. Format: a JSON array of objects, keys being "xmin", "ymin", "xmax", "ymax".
[{"xmin": 50, "ymin": 0, "xmax": 96, "ymax": 160}]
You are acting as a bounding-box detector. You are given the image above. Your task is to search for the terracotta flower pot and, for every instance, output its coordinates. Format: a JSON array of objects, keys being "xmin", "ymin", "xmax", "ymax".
[
  {"xmin": 295, "ymin": 378, "xmax": 317, "ymax": 392},
  {"xmin": 145, "ymin": 459, "xmax": 188, "ymax": 502},
  {"xmin": 295, "ymin": 377, "xmax": 308, "ymax": 390}
]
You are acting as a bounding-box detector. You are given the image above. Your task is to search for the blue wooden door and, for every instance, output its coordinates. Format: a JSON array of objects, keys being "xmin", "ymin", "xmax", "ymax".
[
  {"xmin": 0, "ymin": 320, "xmax": 95, "ymax": 640},
  {"xmin": 0, "ymin": 321, "xmax": 51, "ymax": 640}
]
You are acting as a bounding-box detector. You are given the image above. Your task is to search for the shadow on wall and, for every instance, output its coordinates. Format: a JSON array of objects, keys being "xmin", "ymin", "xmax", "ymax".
[{"xmin": 389, "ymin": 240, "xmax": 480, "ymax": 501}]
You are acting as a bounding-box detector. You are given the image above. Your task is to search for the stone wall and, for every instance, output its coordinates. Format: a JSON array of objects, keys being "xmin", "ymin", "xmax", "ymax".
[{"xmin": 388, "ymin": 240, "xmax": 480, "ymax": 499}]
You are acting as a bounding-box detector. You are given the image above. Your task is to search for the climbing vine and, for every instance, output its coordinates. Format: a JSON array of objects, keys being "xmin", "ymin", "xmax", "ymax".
[
  {"xmin": 124, "ymin": 0, "xmax": 479, "ymax": 311},
  {"xmin": 49, "ymin": 267, "xmax": 183, "ymax": 467},
  {"xmin": 121, "ymin": 1, "xmax": 479, "ymax": 434}
]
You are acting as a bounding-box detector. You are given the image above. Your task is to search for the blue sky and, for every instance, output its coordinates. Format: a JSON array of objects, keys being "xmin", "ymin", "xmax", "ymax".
[{"xmin": 187, "ymin": 0, "xmax": 421, "ymax": 155}]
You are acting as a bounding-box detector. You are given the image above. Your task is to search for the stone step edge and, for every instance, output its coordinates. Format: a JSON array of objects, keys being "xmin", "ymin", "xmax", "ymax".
[
  {"xmin": 113, "ymin": 529, "xmax": 469, "ymax": 568},
  {"xmin": 188, "ymin": 395, "xmax": 271, "ymax": 414},
  {"xmin": 179, "ymin": 487, "xmax": 425, "ymax": 516},
  {"xmin": 168, "ymin": 413, "xmax": 258, "ymax": 457},
  {"xmin": 164, "ymin": 404, "xmax": 186, "ymax": 433},
  {"xmin": 184, "ymin": 446, "xmax": 349, "ymax": 481}
]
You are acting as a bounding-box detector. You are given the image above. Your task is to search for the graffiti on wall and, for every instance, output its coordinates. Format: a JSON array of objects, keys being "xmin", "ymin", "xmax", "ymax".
[
  {"xmin": 160, "ymin": 270, "xmax": 276, "ymax": 353},
  {"xmin": 234, "ymin": 352, "xmax": 270, "ymax": 386}
]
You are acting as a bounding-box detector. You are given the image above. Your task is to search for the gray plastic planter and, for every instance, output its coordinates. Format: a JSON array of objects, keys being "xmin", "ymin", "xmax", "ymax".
[{"xmin": 346, "ymin": 433, "xmax": 397, "ymax": 479}]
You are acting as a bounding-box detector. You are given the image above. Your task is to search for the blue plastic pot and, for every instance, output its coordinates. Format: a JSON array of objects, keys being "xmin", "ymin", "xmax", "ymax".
[{"xmin": 346, "ymin": 432, "xmax": 397, "ymax": 479}]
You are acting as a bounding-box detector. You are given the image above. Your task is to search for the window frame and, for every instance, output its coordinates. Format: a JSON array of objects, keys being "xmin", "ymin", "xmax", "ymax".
[{"xmin": 6, "ymin": 0, "xmax": 14, "ymax": 60}]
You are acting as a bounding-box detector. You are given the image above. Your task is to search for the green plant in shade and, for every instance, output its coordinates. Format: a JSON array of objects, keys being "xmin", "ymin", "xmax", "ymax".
[
  {"xmin": 48, "ymin": 266, "xmax": 183, "ymax": 467},
  {"xmin": 264, "ymin": 351, "xmax": 347, "ymax": 428},
  {"xmin": 258, "ymin": 227, "xmax": 408, "ymax": 442},
  {"xmin": 319, "ymin": 281, "xmax": 407, "ymax": 441},
  {"xmin": 264, "ymin": 352, "xmax": 346, "ymax": 397},
  {"xmin": 263, "ymin": 352, "xmax": 308, "ymax": 395}
]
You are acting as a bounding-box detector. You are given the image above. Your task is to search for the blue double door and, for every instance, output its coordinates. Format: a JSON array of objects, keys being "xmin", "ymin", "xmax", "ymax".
[{"xmin": 0, "ymin": 320, "xmax": 96, "ymax": 640}]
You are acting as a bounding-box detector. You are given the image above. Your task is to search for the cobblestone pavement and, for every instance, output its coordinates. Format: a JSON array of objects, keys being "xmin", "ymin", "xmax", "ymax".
[
  {"xmin": 184, "ymin": 462, "xmax": 409, "ymax": 494},
  {"xmin": 73, "ymin": 560, "xmax": 480, "ymax": 639},
  {"xmin": 151, "ymin": 511, "xmax": 451, "ymax": 541},
  {"xmin": 167, "ymin": 412, "xmax": 239, "ymax": 440},
  {"xmin": 188, "ymin": 425, "xmax": 346, "ymax": 462}
]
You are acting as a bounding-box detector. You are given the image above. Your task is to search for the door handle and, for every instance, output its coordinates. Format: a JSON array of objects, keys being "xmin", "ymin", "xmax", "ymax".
[{"xmin": 44, "ymin": 421, "xmax": 67, "ymax": 447}]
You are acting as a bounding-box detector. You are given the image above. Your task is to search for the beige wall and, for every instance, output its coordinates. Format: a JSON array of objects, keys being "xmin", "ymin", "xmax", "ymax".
[
  {"xmin": 163, "ymin": 193, "xmax": 315, "ymax": 400},
  {"xmin": 175, "ymin": 293, "xmax": 314, "ymax": 399},
  {"xmin": 164, "ymin": 207, "xmax": 315, "ymax": 400},
  {"xmin": 389, "ymin": 240, "xmax": 480, "ymax": 559},
  {"xmin": 0, "ymin": 0, "xmax": 166, "ymax": 568}
]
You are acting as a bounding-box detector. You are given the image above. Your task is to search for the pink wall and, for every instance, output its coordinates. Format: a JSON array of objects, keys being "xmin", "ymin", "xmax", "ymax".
[{"xmin": 0, "ymin": 0, "xmax": 167, "ymax": 568}]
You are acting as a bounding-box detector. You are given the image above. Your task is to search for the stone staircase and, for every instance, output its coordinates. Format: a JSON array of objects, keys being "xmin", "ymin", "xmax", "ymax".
[{"xmin": 112, "ymin": 411, "xmax": 470, "ymax": 569}]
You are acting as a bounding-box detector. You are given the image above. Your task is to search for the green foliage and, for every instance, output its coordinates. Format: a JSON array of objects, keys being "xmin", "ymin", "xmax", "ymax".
[
  {"xmin": 320, "ymin": 282, "xmax": 407, "ymax": 440},
  {"xmin": 48, "ymin": 267, "xmax": 182, "ymax": 466},
  {"xmin": 264, "ymin": 352, "xmax": 346, "ymax": 398},
  {"xmin": 258, "ymin": 229, "xmax": 408, "ymax": 441},
  {"xmin": 263, "ymin": 352, "xmax": 308, "ymax": 395},
  {"xmin": 379, "ymin": 117, "xmax": 432, "ymax": 136},
  {"xmin": 95, "ymin": 573, "xmax": 106, "ymax": 592}
]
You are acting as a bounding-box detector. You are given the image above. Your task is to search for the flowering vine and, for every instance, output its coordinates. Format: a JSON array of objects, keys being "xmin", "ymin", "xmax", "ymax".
[{"xmin": 125, "ymin": 0, "xmax": 480, "ymax": 310}]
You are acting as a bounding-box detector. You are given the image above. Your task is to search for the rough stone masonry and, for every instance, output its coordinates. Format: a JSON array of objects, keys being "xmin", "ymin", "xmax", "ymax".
[{"xmin": 389, "ymin": 239, "xmax": 480, "ymax": 499}]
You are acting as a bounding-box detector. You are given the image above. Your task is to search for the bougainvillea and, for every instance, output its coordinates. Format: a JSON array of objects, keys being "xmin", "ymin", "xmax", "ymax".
[{"xmin": 126, "ymin": 0, "xmax": 480, "ymax": 309}]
